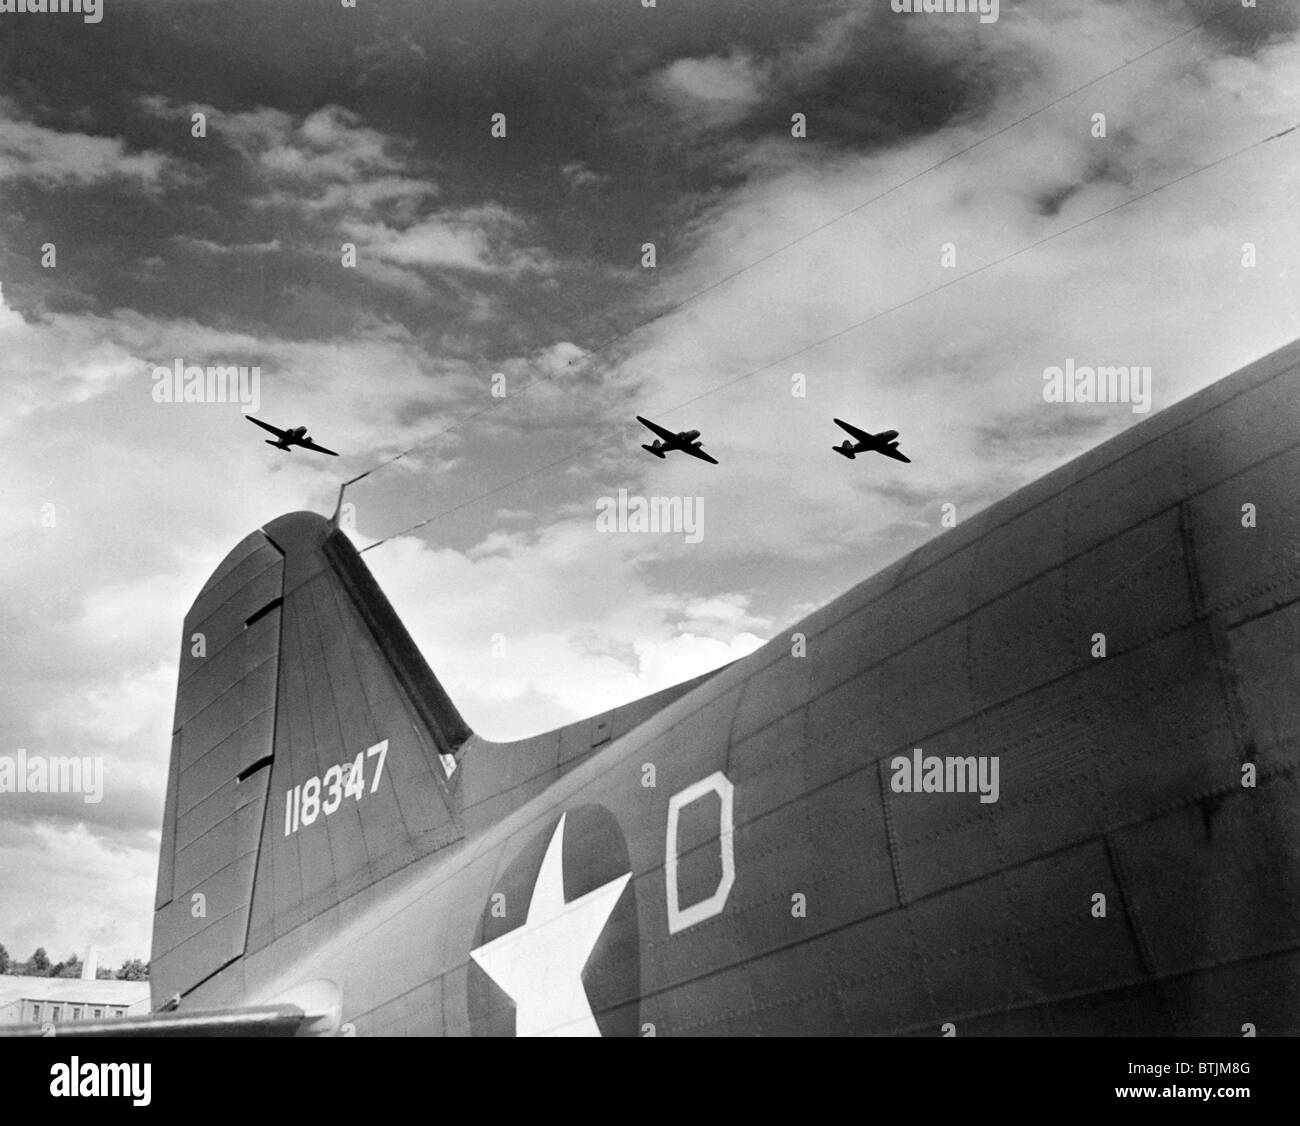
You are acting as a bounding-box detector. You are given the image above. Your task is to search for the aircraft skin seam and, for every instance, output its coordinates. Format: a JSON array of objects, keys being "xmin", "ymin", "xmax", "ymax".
[
  {"xmin": 967, "ymin": 562, "xmax": 1036, "ymax": 1005},
  {"xmin": 574, "ymin": 827, "xmax": 1300, "ymax": 1032},
  {"xmin": 695, "ymin": 749, "xmax": 1153, "ymax": 893},
  {"xmin": 154, "ymin": 747, "xmax": 181, "ymax": 911},
  {"xmin": 663, "ymin": 936, "xmax": 1300, "ymax": 1038},
  {"xmin": 895, "ymin": 748, "xmax": 1299, "ymax": 853},
  {"xmin": 319, "ymin": 568, "xmax": 388, "ymax": 871},
  {"xmin": 1100, "ymin": 829, "xmax": 1175, "ymax": 1030},
  {"xmin": 164, "ymin": 837, "xmax": 260, "ymax": 901},
  {"xmin": 882, "ymin": 366, "xmax": 1291, "ymax": 596},
  {"xmin": 588, "ymin": 767, "xmax": 1300, "ymax": 987},
  {"xmin": 181, "ymin": 551, "xmax": 283, "ymax": 649},
  {"xmin": 451, "ymin": 570, "xmax": 1033, "ymax": 853},
  {"xmin": 807, "ymin": 432, "xmax": 1300, "ymax": 713},
  {"xmin": 585, "ymin": 760, "xmax": 1300, "ymax": 981},
  {"xmin": 878, "ymin": 352, "xmax": 1294, "ymax": 593},
  {"xmin": 1229, "ymin": 590, "xmax": 1300, "ymax": 631},
  {"xmin": 190, "ymin": 539, "xmax": 277, "ymax": 606},
  {"xmin": 242, "ymin": 821, "xmax": 473, "ymax": 962},
  {"xmin": 173, "ymin": 662, "xmax": 277, "ymax": 785},
  {"xmin": 176, "ymin": 588, "xmax": 278, "ymax": 689},
  {"xmin": 232, "ymin": 569, "xmax": 283, "ymax": 990},
  {"xmin": 214, "ymin": 757, "xmax": 1300, "ymax": 1025},
  {"xmin": 454, "ymin": 675, "xmax": 726, "ymax": 818},
  {"xmin": 887, "ymin": 944, "xmax": 1300, "ymax": 1037},
  {"xmin": 575, "ymin": 874, "xmax": 1300, "ymax": 1035},
  {"xmin": 169, "ymin": 954, "xmax": 245, "ymax": 1007},
  {"xmin": 1176, "ymin": 497, "xmax": 1256, "ymax": 779},
  {"xmin": 238, "ymin": 680, "xmax": 1299, "ymax": 979},
  {"xmin": 218, "ymin": 715, "xmax": 1300, "ymax": 979},
  {"xmin": 154, "ymin": 529, "xmax": 285, "ymax": 1005},
  {"xmin": 411, "ymin": 754, "xmax": 1300, "ymax": 1002},
  {"xmin": 878, "ymin": 757, "xmax": 909, "ymax": 906},
  {"xmin": 275, "ymin": 583, "xmax": 316, "ymax": 942},
  {"xmin": 723, "ymin": 675, "xmax": 753, "ymax": 774},
  {"xmin": 456, "ymin": 677, "xmax": 744, "ymax": 808},
  {"xmin": 243, "ymin": 597, "xmax": 283, "ymax": 629},
  {"xmin": 778, "ymin": 560, "xmax": 1300, "ymax": 816},
  {"xmin": 301, "ymin": 577, "xmax": 351, "ymax": 920},
  {"xmin": 153, "ymin": 894, "xmax": 255, "ymax": 963},
  {"xmin": 173, "ymin": 642, "xmax": 278, "ymax": 736},
  {"xmin": 542, "ymin": 772, "xmax": 1300, "ymax": 1032}
]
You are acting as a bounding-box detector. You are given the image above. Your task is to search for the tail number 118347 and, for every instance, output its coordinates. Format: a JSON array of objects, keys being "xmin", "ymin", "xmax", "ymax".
[{"xmin": 283, "ymin": 739, "xmax": 389, "ymax": 837}]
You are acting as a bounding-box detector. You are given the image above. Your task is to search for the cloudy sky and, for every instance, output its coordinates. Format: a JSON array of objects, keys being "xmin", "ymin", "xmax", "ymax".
[{"xmin": 1, "ymin": 0, "xmax": 1297, "ymax": 970}]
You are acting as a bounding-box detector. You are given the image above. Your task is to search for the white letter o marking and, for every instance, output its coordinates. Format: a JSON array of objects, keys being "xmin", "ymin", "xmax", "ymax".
[{"xmin": 665, "ymin": 771, "xmax": 735, "ymax": 934}]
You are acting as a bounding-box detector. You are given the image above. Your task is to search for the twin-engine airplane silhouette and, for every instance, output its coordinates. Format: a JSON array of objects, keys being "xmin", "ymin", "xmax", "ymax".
[
  {"xmin": 634, "ymin": 414, "xmax": 908, "ymax": 466},
  {"xmin": 832, "ymin": 418, "xmax": 911, "ymax": 462},
  {"xmin": 246, "ymin": 415, "xmax": 339, "ymax": 456},
  {"xmin": 636, "ymin": 415, "xmax": 719, "ymax": 464}
]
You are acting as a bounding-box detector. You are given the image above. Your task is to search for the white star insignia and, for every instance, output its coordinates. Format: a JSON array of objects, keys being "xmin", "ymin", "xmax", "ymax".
[{"xmin": 470, "ymin": 812, "xmax": 632, "ymax": 1036}]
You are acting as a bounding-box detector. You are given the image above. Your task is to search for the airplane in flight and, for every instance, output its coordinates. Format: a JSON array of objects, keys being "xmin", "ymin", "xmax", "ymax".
[
  {"xmin": 832, "ymin": 417, "xmax": 911, "ymax": 462},
  {"xmin": 246, "ymin": 416, "xmax": 339, "ymax": 456},
  {"xmin": 7, "ymin": 339, "xmax": 1299, "ymax": 1037},
  {"xmin": 636, "ymin": 415, "xmax": 719, "ymax": 464}
]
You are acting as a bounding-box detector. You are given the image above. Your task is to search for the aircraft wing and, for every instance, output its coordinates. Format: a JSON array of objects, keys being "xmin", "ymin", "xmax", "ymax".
[
  {"xmin": 300, "ymin": 438, "xmax": 339, "ymax": 456},
  {"xmin": 682, "ymin": 444, "xmax": 719, "ymax": 465},
  {"xmin": 245, "ymin": 415, "xmax": 288, "ymax": 439},
  {"xmin": 832, "ymin": 418, "xmax": 872, "ymax": 443},
  {"xmin": 880, "ymin": 445, "xmax": 911, "ymax": 463},
  {"xmin": 0, "ymin": 1003, "xmax": 337, "ymax": 1039},
  {"xmin": 636, "ymin": 415, "xmax": 680, "ymax": 444}
]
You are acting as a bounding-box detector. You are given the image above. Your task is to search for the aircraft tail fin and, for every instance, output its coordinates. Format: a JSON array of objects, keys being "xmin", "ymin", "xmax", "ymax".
[
  {"xmin": 150, "ymin": 512, "xmax": 470, "ymax": 1008},
  {"xmin": 833, "ymin": 442, "xmax": 856, "ymax": 459},
  {"xmin": 642, "ymin": 443, "xmax": 667, "ymax": 458}
]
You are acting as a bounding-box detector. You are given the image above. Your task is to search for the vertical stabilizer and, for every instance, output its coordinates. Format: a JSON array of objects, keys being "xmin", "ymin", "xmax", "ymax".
[{"xmin": 151, "ymin": 512, "xmax": 471, "ymax": 1007}]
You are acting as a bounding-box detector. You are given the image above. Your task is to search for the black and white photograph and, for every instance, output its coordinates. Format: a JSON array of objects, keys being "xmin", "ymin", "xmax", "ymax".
[{"xmin": 0, "ymin": 0, "xmax": 1297, "ymax": 1106}]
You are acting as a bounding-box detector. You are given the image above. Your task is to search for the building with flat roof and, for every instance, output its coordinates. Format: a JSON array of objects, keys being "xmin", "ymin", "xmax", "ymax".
[{"xmin": 0, "ymin": 977, "xmax": 150, "ymax": 1027}]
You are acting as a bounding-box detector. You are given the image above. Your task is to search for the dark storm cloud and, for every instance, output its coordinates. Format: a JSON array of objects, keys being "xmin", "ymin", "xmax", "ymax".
[
  {"xmin": 0, "ymin": 0, "xmax": 1007, "ymax": 359},
  {"xmin": 1173, "ymin": 0, "xmax": 1300, "ymax": 56}
]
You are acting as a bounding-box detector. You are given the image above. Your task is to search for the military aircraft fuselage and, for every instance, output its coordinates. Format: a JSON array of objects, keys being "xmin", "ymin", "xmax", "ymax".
[{"xmin": 155, "ymin": 340, "xmax": 1300, "ymax": 1036}]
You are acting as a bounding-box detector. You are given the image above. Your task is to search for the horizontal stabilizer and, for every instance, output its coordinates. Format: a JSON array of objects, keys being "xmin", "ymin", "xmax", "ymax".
[{"xmin": 0, "ymin": 1003, "xmax": 335, "ymax": 1038}]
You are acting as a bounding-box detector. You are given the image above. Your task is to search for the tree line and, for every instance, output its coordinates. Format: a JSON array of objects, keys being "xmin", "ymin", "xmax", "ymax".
[{"xmin": 0, "ymin": 943, "xmax": 148, "ymax": 981}]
